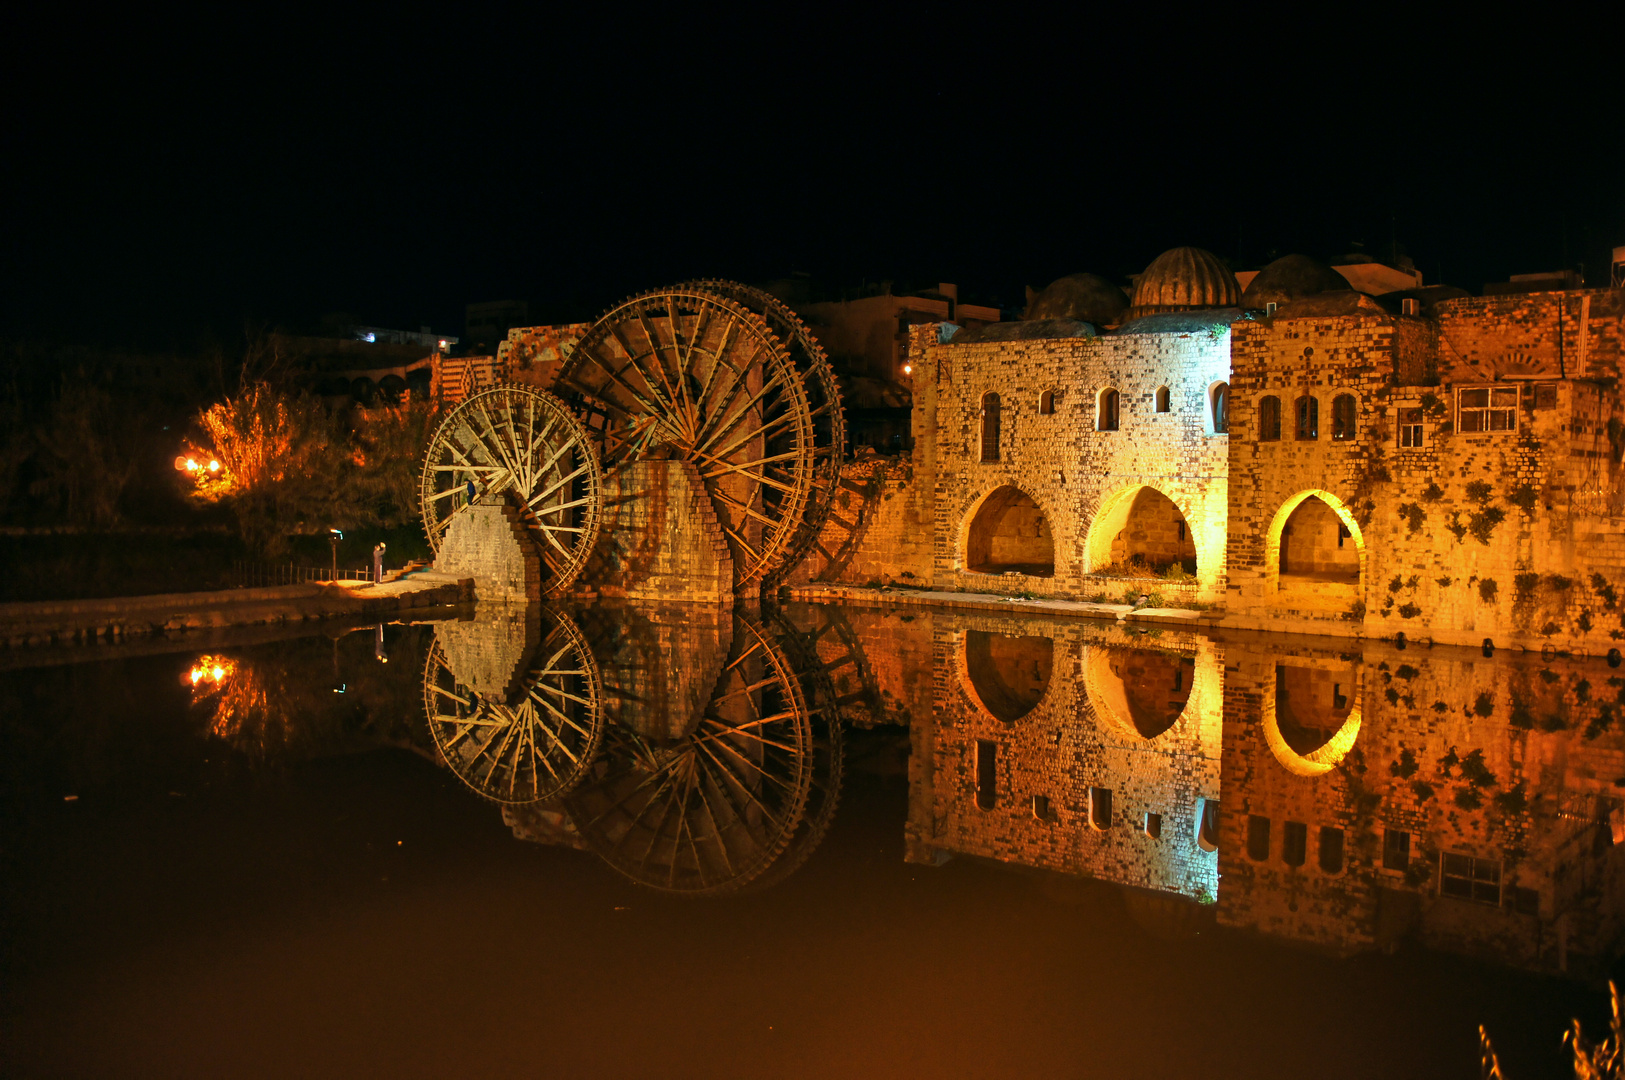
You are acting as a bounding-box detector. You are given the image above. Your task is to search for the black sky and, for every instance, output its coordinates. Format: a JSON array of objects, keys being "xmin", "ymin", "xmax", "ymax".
[{"xmin": 4, "ymin": 9, "xmax": 1620, "ymax": 349}]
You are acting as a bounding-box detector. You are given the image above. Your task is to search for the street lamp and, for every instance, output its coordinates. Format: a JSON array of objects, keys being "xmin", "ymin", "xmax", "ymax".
[{"xmin": 329, "ymin": 528, "xmax": 343, "ymax": 581}]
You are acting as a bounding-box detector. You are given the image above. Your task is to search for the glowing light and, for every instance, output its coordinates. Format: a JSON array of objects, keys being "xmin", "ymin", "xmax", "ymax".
[
  {"xmin": 186, "ymin": 654, "xmax": 236, "ymax": 688},
  {"xmin": 208, "ymin": 460, "xmax": 220, "ymax": 473},
  {"xmin": 438, "ymin": 339, "xmax": 449, "ymax": 350},
  {"xmin": 173, "ymin": 455, "xmax": 188, "ymax": 471},
  {"xmin": 185, "ymin": 459, "xmax": 199, "ymax": 472},
  {"xmin": 902, "ymin": 364, "xmax": 913, "ymax": 376},
  {"xmin": 363, "ymin": 332, "xmax": 376, "ymax": 343}
]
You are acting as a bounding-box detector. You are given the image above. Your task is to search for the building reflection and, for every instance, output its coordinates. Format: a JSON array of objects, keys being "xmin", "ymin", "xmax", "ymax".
[{"xmin": 791, "ymin": 603, "xmax": 1625, "ymax": 979}]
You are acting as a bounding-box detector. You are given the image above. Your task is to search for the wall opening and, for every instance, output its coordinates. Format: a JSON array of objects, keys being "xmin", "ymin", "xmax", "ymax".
[
  {"xmin": 1039, "ymin": 390, "xmax": 1056, "ymax": 415},
  {"xmin": 1154, "ymin": 385, "xmax": 1170, "ymax": 413},
  {"xmin": 1319, "ymin": 826, "xmax": 1345, "ymax": 873},
  {"xmin": 1097, "ymin": 387, "xmax": 1120, "ymax": 431},
  {"xmin": 965, "ymin": 630, "xmax": 1052, "ymax": 722},
  {"xmin": 1086, "ymin": 646, "xmax": 1195, "ymax": 740},
  {"xmin": 1247, "ymin": 814, "xmax": 1271, "ymax": 861},
  {"xmin": 1144, "ymin": 812, "xmax": 1162, "ymax": 839},
  {"xmin": 1279, "ymin": 496, "xmax": 1359, "ymax": 583},
  {"xmin": 1032, "ymin": 794, "xmax": 1051, "ymax": 821},
  {"xmin": 1282, "ymin": 821, "xmax": 1308, "ymax": 867},
  {"xmin": 1090, "ymin": 486, "xmax": 1197, "ymax": 576},
  {"xmin": 1197, "ymin": 799, "xmax": 1220, "ymax": 852},
  {"xmin": 966, "ymin": 486, "xmax": 1054, "ymax": 576},
  {"xmin": 1274, "ymin": 664, "xmax": 1356, "ymax": 755},
  {"xmin": 1331, "ymin": 393, "xmax": 1357, "ymax": 440},
  {"xmin": 980, "ymin": 393, "xmax": 1001, "ymax": 462},
  {"xmin": 1259, "ymin": 395, "xmax": 1281, "ymax": 441},
  {"xmin": 975, "ymin": 740, "xmax": 997, "ymax": 809},
  {"xmin": 1295, "ymin": 394, "xmax": 1319, "ymax": 440},
  {"xmin": 1088, "ymin": 787, "xmax": 1113, "ymax": 830},
  {"xmin": 1383, "ymin": 828, "xmax": 1411, "ymax": 871},
  {"xmin": 1210, "ymin": 382, "xmax": 1230, "ymax": 434}
]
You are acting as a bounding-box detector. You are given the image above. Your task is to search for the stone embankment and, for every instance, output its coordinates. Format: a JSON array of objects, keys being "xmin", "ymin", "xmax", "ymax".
[
  {"xmin": 0, "ymin": 571, "xmax": 472, "ymax": 651},
  {"xmin": 787, "ymin": 583, "xmax": 1211, "ymax": 628}
]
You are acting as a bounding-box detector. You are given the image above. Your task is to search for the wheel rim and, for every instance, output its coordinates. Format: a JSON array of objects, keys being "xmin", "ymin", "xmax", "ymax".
[
  {"xmin": 674, "ymin": 280, "xmax": 845, "ymax": 587},
  {"xmin": 563, "ymin": 615, "xmax": 815, "ymax": 894},
  {"xmin": 558, "ymin": 289, "xmax": 816, "ymax": 589},
  {"xmin": 420, "ymin": 384, "xmax": 603, "ymax": 595},
  {"xmin": 424, "ymin": 608, "xmax": 604, "ymax": 804}
]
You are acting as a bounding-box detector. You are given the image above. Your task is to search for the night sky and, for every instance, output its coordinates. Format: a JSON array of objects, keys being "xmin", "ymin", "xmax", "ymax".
[{"xmin": 4, "ymin": 11, "xmax": 1619, "ymax": 349}]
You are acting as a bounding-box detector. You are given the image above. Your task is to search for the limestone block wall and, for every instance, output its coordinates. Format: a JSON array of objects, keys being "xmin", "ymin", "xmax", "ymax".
[
  {"xmin": 433, "ymin": 502, "xmax": 541, "ymax": 603},
  {"xmin": 433, "ymin": 604, "xmax": 541, "ymax": 699},
  {"xmin": 906, "ymin": 611, "xmax": 1223, "ymax": 901},
  {"xmin": 588, "ymin": 460, "xmax": 733, "ymax": 602},
  {"xmin": 1435, "ymin": 290, "xmax": 1624, "ymax": 381},
  {"xmin": 785, "ymin": 602, "xmax": 935, "ymax": 728},
  {"xmin": 781, "ymin": 456, "xmax": 933, "ymax": 587},
  {"xmin": 926, "ymin": 328, "xmax": 1231, "ymax": 603},
  {"xmin": 587, "ymin": 600, "xmax": 733, "ymax": 740}
]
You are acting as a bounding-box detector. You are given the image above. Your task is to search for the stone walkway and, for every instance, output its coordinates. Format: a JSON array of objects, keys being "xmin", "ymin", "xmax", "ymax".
[
  {"xmin": 0, "ymin": 569, "xmax": 471, "ymax": 650},
  {"xmin": 786, "ymin": 583, "xmax": 1214, "ymax": 627}
]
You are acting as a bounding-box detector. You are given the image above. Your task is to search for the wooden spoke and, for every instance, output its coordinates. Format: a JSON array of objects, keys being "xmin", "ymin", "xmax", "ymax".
[
  {"xmin": 557, "ymin": 288, "xmax": 817, "ymax": 589},
  {"xmin": 420, "ymin": 385, "xmax": 603, "ymax": 597},
  {"xmin": 422, "ymin": 609, "xmax": 604, "ymax": 805},
  {"xmin": 562, "ymin": 614, "xmax": 815, "ymax": 895}
]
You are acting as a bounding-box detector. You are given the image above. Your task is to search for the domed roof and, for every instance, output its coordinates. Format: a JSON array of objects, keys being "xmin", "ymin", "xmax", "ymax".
[
  {"xmin": 1241, "ymin": 254, "xmax": 1351, "ymax": 308},
  {"xmin": 1025, "ymin": 273, "xmax": 1129, "ymax": 325},
  {"xmin": 1129, "ymin": 247, "xmax": 1240, "ymax": 316}
]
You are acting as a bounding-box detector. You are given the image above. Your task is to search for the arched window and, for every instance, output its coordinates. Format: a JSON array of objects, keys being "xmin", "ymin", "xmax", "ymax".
[
  {"xmin": 1154, "ymin": 386, "xmax": 1170, "ymax": 413},
  {"xmin": 1088, "ymin": 787, "xmax": 1113, "ymax": 830},
  {"xmin": 1259, "ymin": 395, "xmax": 1281, "ymax": 441},
  {"xmin": 1331, "ymin": 393, "xmax": 1357, "ymax": 440},
  {"xmin": 1097, "ymin": 388, "xmax": 1120, "ymax": 432},
  {"xmin": 1295, "ymin": 395, "xmax": 1319, "ymax": 440},
  {"xmin": 1211, "ymin": 382, "xmax": 1229, "ymax": 434},
  {"xmin": 1039, "ymin": 390, "xmax": 1055, "ymax": 415},
  {"xmin": 975, "ymin": 740, "xmax": 997, "ymax": 809},
  {"xmin": 980, "ymin": 393, "xmax": 1000, "ymax": 462}
]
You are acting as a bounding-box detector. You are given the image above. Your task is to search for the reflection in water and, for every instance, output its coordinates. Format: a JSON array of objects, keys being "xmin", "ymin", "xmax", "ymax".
[
  {"xmin": 964, "ymin": 629, "xmax": 1052, "ymax": 722},
  {"xmin": 424, "ymin": 607, "xmax": 603, "ymax": 804}
]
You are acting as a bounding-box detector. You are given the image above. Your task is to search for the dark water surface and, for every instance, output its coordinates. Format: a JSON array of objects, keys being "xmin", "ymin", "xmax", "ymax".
[{"xmin": 1, "ymin": 601, "xmax": 1618, "ymax": 1078}]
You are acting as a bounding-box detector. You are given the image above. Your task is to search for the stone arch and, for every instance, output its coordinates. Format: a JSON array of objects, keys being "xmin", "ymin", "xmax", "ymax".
[
  {"xmin": 1085, "ymin": 484, "xmax": 1198, "ymax": 576},
  {"xmin": 1266, "ymin": 489, "xmax": 1365, "ymax": 591},
  {"xmin": 960, "ymin": 629, "xmax": 1054, "ymax": 723},
  {"xmin": 1083, "ymin": 645, "xmax": 1197, "ymax": 741},
  {"xmin": 964, "ymin": 485, "xmax": 1055, "ymax": 576},
  {"xmin": 1262, "ymin": 663, "xmax": 1363, "ymax": 777}
]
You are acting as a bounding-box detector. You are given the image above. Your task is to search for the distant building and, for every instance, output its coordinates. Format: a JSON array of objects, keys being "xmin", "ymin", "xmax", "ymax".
[
  {"xmin": 795, "ymin": 283, "xmax": 1000, "ymax": 383},
  {"xmin": 349, "ymin": 325, "xmax": 457, "ymax": 350}
]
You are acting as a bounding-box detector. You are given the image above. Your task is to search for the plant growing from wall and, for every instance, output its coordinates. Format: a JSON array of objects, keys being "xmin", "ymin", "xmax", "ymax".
[
  {"xmin": 1591, "ymin": 573, "xmax": 1618, "ymax": 610},
  {"xmin": 1507, "ymin": 483, "xmax": 1538, "ymax": 515},
  {"xmin": 1479, "ymin": 578, "xmax": 1499, "ymax": 602},
  {"xmin": 1397, "ymin": 502, "xmax": 1425, "ymax": 535}
]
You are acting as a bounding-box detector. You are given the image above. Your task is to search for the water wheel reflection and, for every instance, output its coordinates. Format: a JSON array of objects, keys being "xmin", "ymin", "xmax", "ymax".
[
  {"xmin": 424, "ymin": 607, "xmax": 604, "ymax": 804},
  {"xmin": 564, "ymin": 614, "xmax": 816, "ymax": 894}
]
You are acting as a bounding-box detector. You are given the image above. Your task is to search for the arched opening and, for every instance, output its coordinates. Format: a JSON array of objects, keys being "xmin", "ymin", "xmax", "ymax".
[
  {"xmin": 964, "ymin": 630, "xmax": 1052, "ymax": 723},
  {"xmin": 1039, "ymin": 390, "xmax": 1056, "ymax": 415},
  {"xmin": 1088, "ymin": 787, "xmax": 1113, "ymax": 830},
  {"xmin": 1263, "ymin": 661, "xmax": 1362, "ymax": 777},
  {"xmin": 1259, "ymin": 395, "xmax": 1281, "ymax": 441},
  {"xmin": 966, "ymin": 486, "xmax": 1054, "ymax": 576},
  {"xmin": 1279, "ymin": 496, "xmax": 1358, "ymax": 583},
  {"xmin": 1295, "ymin": 394, "xmax": 1319, "ymax": 440},
  {"xmin": 1154, "ymin": 386, "xmax": 1170, "ymax": 413},
  {"xmin": 975, "ymin": 739, "xmax": 997, "ymax": 809},
  {"xmin": 979, "ymin": 393, "xmax": 1001, "ymax": 462},
  {"xmin": 1331, "ymin": 393, "xmax": 1357, "ymax": 440},
  {"xmin": 1085, "ymin": 646, "xmax": 1195, "ymax": 740},
  {"xmin": 1087, "ymin": 486, "xmax": 1197, "ymax": 577},
  {"xmin": 1097, "ymin": 387, "xmax": 1120, "ymax": 431},
  {"xmin": 1210, "ymin": 382, "xmax": 1229, "ymax": 434}
]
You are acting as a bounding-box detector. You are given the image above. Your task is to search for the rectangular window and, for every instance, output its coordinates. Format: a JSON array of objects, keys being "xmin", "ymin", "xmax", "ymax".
[
  {"xmin": 1441, "ymin": 852, "xmax": 1501, "ymax": 904},
  {"xmin": 1458, "ymin": 386, "xmax": 1518, "ymax": 433},
  {"xmin": 1319, "ymin": 826, "xmax": 1345, "ymax": 873},
  {"xmin": 1398, "ymin": 407, "xmax": 1424, "ymax": 447},
  {"xmin": 1247, "ymin": 814, "xmax": 1271, "ymax": 861},
  {"xmin": 975, "ymin": 740, "xmax": 996, "ymax": 810},
  {"xmin": 1383, "ymin": 828, "xmax": 1410, "ymax": 872},
  {"xmin": 1032, "ymin": 794, "xmax": 1050, "ymax": 821},
  {"xmin": 1282, "ymin": 821, "xmax": 1308, "ymax": 867},
  {"xmin": 1337, "ymin": 523, "xmax": 1350, "ymax": 549},
  {"xmin": 1295, "ymin": 396, "xmax": 1319, "ymax": 440},
  {"xmin": 1144, "ymin": 811, "xmax": 1162, "ymax": 839},
  {"xmin": 1088, "ymin": 786, "xmax": 1113, "ymax": 830}
]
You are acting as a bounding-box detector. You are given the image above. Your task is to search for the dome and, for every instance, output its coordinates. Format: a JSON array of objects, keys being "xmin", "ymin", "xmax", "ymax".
[
  {"xmin": 1241, "ymin": 255, "xmax": 1351, "ymax": 308},
  {"xmin": 1025, "ymin": 273, "xmax": 1129, "ymax": 325},
  {"xmin": 1129, "ymin": 247, "xmax": 1240, "ymax": 316}
]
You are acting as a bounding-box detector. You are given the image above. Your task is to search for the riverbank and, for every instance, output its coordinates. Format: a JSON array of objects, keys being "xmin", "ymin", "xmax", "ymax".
[{"xmin": 0, "ymin": 570, "xmax": 471, "ymax": 651}]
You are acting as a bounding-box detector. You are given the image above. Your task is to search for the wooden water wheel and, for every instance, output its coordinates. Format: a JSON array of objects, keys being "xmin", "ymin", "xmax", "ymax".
[
  {"xmin": 562, "ymin": 614, "xmax": 815, "ymax": 894},
  {"xmin": 557, "ymin": 289, "xmax": 817, "ymax": 589},
  {"xmin": 423, "ymin": 606, "xmax": 604, "ymax": 804},
  {"xmin": 420, "ymin": 384, "xmax": 602, "ymax": 595},
  {"xmin": 674, "ymin": 280, "xmax": 845, "ymax": 587}
]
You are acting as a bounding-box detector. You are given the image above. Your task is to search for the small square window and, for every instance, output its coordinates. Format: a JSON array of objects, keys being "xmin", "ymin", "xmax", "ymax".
[
  {"xmin": 1459, "ymin": 386, "xmax": 1518, "ymax": 433},
  {"xmin": 1398, "ymin": 407, "xmax": 1424, "ymax": 448},
  {"xmin": 1441, "ymin": 851, "xmax": 1501, "ymax": 904},
  {"xmin": 1383, "ymin": 828, "xmax": 1410, "ymax": 871}
]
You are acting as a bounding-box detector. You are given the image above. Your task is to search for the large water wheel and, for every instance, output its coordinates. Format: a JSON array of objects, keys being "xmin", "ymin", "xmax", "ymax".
[
  {"xmin": 674, "ymin": 281, "xmax": 845, "ymax": 588},
  {"xmin": 562, "ymin": 614, "xmax": 815, "ymax": 894},
  {"xmin": 420, "ymin": 384, "xmax": 603, "ymax": 595},
  {"xmin": 423, "ymin": 606, "xmax": 604, "ymax": 804},
  {"xmin": 558, "ymin": 289, "xmax": 818, "ymax": 590}
]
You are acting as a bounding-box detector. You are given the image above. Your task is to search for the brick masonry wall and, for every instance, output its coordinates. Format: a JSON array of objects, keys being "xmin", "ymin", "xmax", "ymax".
[
  {"xmin": 781, "ymin": 456, "xmax": 934, "ymax": 587},
  {"xmin": 434, "ymin": 503, "xmax": 541, "ymax": 603},
  {"xmin": 925, "ymin": 327, "xmax": 1231, "ymax": 603},
  {"xmin": 433, "ymin": 603, "xmax": 541, "ymax": 699},
  {"xmin": 588, "ymin": 460, "xmax": 733, "ymax": 602}
]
